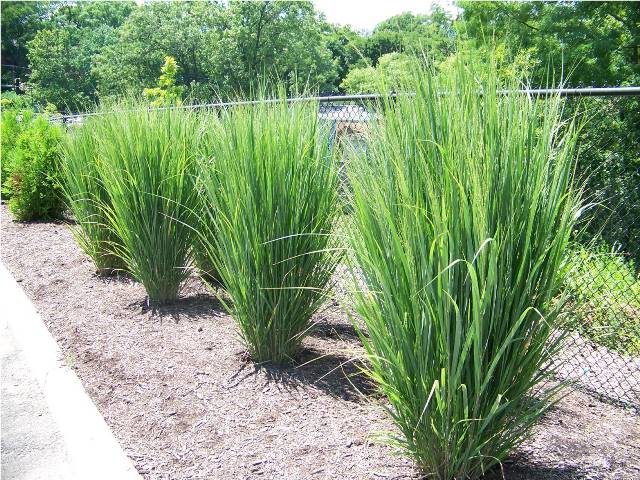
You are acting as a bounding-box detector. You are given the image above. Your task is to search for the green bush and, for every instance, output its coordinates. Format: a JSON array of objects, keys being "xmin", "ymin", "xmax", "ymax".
[
  {"xmin": 1, "ymin": 108, "xmax": 34, "ymax": 199},
  {"xmin": 6, "ymin": 112, "xmax": 65, "ymax": 221},
  {"xmin": 348, "ymin": 59, "xmax": 581, "ymax": 478},
  {"xmin": 0, "ymin": 92, "xmax": 35, "ymax": 111},
  {"xmin": 197, "ymin": 94, "xmax": 341, "ymax": 363},
  {"xmin": 565, "ymin": 243, "xmax": 640, "ymax": 355},
  {"xmin": 61, "ymin": 121, "xmax": 125, "ymax": 275},
  {"xmin": 1, "ymin": 109, "xmax": 21, "ymax": 199},
  {"xmin": 92, "ymin": 106, "xmax": 200, "ymax": 304}
]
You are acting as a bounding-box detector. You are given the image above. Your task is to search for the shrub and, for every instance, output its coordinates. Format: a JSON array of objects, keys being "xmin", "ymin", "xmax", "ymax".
[
  {"xmin": 142, "ymin": 55, "xmax": 184, "ymax": 107},
  {"xmin": 60, "ymin": 121, "xmax": 125, "ymax": 275},
  {"xmin": 347, "ymin": 59, "xmax": 582, "ymax": 478},
  {"xmin": 93, "ymin": 106, "xmax": 199, "ymax": 305},
  {"xmin": 1, "ymin": 108, "xmax": 26, "ymax": 199},
  {"xmin": 198, "ymin": 95, "xmax": 341, "ymax": 363},
  {"xmin": 0, "ymin": 92, "xmax": 35, "ymax": 111},
  {"xmin": 6, "ymin": 112, "xmax": 65, "ymax": 221}
]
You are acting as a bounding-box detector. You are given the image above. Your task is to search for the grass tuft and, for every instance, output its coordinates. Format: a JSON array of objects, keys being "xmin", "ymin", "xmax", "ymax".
[
  {"xmin": 61, "ymin": 121, "xmax": 125, "ymax": 274},
  {"xmin": 198, "ymin": 93, "xmax": 341, "ymax": 363},
  {"xmin": 91, "ymin": 105, "xmax": 200, "ymax": 304},
  {"xmin": 347, "ymin": 58, "xmax": 582, "ymax": 478}
]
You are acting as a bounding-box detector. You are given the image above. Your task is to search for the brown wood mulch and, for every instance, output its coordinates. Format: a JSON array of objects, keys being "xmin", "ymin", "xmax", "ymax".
[{"xmin": 1, "ymin": 203, "xmax": 639, "ymax": 480}]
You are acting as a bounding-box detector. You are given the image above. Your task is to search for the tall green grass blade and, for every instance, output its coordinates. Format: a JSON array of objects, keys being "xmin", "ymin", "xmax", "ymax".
[
  {"xmin": 198, "ymin": 93, "xmax": 341, "ymax": 363},
  {"xmin": 348, "ymin": 58, "xmax": 582, "ymax": 478},
  {"xmin": 61, "ymin": 121, "xmax": 125, "ymax": 274},
  {"xmin": 93, "ymin": 105, "xmax": 200, "ymax": 304}
]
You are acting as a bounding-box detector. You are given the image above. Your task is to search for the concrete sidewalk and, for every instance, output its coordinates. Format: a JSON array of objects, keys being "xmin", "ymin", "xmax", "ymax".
[
  {"xmin": 1, "ymin": 321, "xmax": 74, "ymax": 480},
  {"xmin": 0, "ymin": 263, "xmax": 142, "ymax": 480}
]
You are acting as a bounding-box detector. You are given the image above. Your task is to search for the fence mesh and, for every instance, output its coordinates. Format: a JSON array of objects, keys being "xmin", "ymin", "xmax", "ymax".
[
  {"xmin": 553, "ymin": 95, "xmax": 640, "ymax": 409},
  {"xmin": 61, "ymin": 90, "xmax": 639, "ymax": 410},
  {"xmin": 317, "ymin": 93, "xmax": 640, "ymax": 411}
]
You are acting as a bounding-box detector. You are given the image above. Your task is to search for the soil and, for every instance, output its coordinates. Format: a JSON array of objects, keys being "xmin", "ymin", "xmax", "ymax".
[{"xmin": 2, "ymin": 203, "xmax": 639, "ymax": 480}]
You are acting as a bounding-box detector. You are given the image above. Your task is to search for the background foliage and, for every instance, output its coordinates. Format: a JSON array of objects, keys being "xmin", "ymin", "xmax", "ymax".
[
  {"xmin": 3, "ymin": 1, "xmax": 638, "ymax": 258},
  {"xmin": 4, "ymin": 108, "xmax": 64, "ymax": 221},
  {"xmin": 4, "ymin": 2, "xmax": 636, "ymax": 107}
]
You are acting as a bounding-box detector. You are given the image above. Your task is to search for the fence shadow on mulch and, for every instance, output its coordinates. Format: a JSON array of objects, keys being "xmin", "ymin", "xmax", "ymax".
[
  {"xmin": 257, "ymin": 347, "xmax": 377, "ymax": 403},
  {"xmin": 482, "ymin": 458, "xmax": 582, "ymax": 480},
  {"xmin": 223, "ymin": 347, "xmax": 378, "ymax": 404}
]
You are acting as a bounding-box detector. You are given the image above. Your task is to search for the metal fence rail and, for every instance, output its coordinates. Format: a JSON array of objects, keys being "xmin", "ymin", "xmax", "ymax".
[
  {"xmin": 61, "ymin": 87, "xmax": 640, "ymax": 410},
  {"xmin": 56, "ymin": 86, "xmax": 640, "ymax": 123}
]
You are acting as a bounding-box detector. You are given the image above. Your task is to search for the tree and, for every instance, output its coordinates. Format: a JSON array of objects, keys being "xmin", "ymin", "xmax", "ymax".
[
  {"xmin": 93, "ymin": 1, "xmax": 224, "ymax": 102},
  {"xmin": 366, "ymin": 8, "xmax": 457, "ymax": 65},
  {"xmin": 322, "ymin": 24, "xmax": 368, "ymax": 91},
  {"xmin": 341, "ymin": 52, "xmax": 418, "ymax": 94},
  {"xmin": 213, "ymin": 1, "xmax": 337, "ymax": 94},
  {"xmin": 26, "ymin": 1, "xmax": 134, "ymax": 111},
  {"xmin": 458, "ymin": 1, "xmax": 640, "ymax": 87},
  {"xmin": 93, "ymin": 1, "xmax": 337, "ymax": 101},
  {"xmin": 1, "ymin": 1, "xmax": 51, "ymax": 87},
  {"xmin": 365, "ymin": 30, "xmax": 403, "ymax": 66},
  {"xmin": 340, "ymin": 65, "xmax": 378, "ymax": 94},
  {"xmin": 143, "ymin": 56, "xmax": 184, "ymax": 106}
]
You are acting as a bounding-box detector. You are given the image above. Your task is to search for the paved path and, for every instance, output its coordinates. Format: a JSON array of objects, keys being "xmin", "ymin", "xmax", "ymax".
[
  {"xmin": 1, "ymin": 320, "xmax": 74, "ymax": 480},
  {"xmin": 0, "ymin": 263, "xmax": 142, "ymax": 480}
]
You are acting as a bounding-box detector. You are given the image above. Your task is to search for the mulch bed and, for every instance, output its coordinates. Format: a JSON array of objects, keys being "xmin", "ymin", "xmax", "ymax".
[{"xmin": 2, "ymin": 203, "xmax": 639, "ymax": 480}]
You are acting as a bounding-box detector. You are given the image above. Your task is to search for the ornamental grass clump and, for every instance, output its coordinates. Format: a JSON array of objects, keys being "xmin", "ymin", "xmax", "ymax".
[
  {"xmin": 198, "ymin": 95, "xmax": 341, "ymax": 363},
  {"xmin": 61, "ymin": 122, "xmax": 124, "ymax": 274},
  {"xmin": 94, "ymin": 106, "xmax": 200, "ymax": 305},
  {"xmin": 348, "ymin": 59, "xmax": 582, "ymax": 478},
  {"xmin": 190, "ymin": 132, "xmax": 222, "ymax": 287}
]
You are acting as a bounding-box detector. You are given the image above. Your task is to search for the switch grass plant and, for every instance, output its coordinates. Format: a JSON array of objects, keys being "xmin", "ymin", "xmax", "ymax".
[
  {"xmin": 61, "ymin": 122, "xmax": 125, "ymax": 274},
  {"xmin": 191, "ymin": 137, "xmax": 222, "ymax": 287},
  {"xmin": 348, "ymin": 60, "xmax": 582, "ymax": 478},
  {"xmin": 92, "ymin": 105, "xmax": 199, "ymax": 304},
  {"xmin": 198, "ymin": 95, "xmax": 341, "ymax": 363}
]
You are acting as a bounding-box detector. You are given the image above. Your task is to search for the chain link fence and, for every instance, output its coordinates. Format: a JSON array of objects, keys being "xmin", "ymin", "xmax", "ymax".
[
  {"xmin": 317, "ymin": 91, "xmax": 640, "ymax": 411},
  {"xmin": 61, "ymin": 88, "xmax": 639, "ymax": 410},
  {"xmin": 553, "ymin": 93, "xmax": 640, "ymax": 410}
]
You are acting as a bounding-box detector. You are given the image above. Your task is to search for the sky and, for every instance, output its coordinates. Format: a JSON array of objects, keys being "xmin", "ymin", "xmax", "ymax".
[{"xmin": 313, "ymin": 0, "xmax": 460, "ymax": 32}]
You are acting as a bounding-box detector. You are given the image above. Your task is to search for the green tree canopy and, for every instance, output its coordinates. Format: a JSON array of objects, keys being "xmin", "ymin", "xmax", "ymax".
[
  {"xmin": 339, "ymin": 8, "xmax": 456, "ymax": 94},
  {"xmin": 324, "ymin": 24, "xmax": 369, "ymax": 91},
  {"xmin": 92, "ymin": 1, "xmax": 225, "ymax": 101},
  {"xmin": 26, "ymin": 1, "xmax": 134, "ymax": 111},
  {"xmin": 366, "ymin": 8, "xmax": 456, "ymax": 65},
  {"xmin": 458, "ymin": 1, "xmax": 640, "ymax": 86},
  {"xmin": 341, "ymin": 52, "xmax": 419, "ymax": 94},
  {"xmin": 93, "ymin": 0, "xmax": 337, "ymax": 101},
  {"xmin": 1, "ymin": 1, "xmax": 50, "ymax": 87},
  {"xmin": 219, "ymin": 1, "xmax": 337, "ymax": 94}
]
